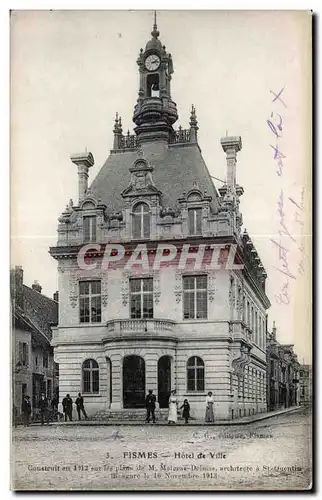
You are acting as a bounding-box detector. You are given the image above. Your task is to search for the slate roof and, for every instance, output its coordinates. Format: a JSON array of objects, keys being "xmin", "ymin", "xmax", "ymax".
[
  {"xmin": 12, "ymin": 285, "xmax": 58, "ymax": 345},
  {"xmin": 89, "ymin": 143, "xmax": 220, "ymax": 213}
]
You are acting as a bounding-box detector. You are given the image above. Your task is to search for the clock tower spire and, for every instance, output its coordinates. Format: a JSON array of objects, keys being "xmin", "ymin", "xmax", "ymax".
[{"xmin": 133, "ymin": 13, "xmax": 178, "ymax": 144}]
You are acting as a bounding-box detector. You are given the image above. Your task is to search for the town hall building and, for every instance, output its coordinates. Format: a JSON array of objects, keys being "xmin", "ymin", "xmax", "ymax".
[{"xmin": 50, "ymin": 18, "xmax": 271, "ymax": 420}]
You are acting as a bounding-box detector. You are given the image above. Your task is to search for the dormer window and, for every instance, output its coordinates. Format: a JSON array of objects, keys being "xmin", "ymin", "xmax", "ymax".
[
  {"xmin": 147, "ymin": 74, "xmax": 160, "ymax": 97},
  {"xmin": 188, "ymin": 208, "xmax": 202, "ymax": 235},
  {"xmin": 83, "ymin": 215, "xmax": 97, "ymax": 243},
  {"xmin": 132, "ymin": 203, "xmax": 150, "ymax": 239}
]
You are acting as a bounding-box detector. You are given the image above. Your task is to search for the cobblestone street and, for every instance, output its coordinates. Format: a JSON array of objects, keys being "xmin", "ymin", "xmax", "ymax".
[{"xmin": 12, "ymin": 407, "xmax": 312, "ymax": 491}]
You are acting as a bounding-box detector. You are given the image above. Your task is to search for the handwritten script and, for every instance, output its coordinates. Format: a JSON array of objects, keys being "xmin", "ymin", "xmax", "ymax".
[{"xmin": 268, "ymin": 88, "xmax": 305, "ymax": 305}]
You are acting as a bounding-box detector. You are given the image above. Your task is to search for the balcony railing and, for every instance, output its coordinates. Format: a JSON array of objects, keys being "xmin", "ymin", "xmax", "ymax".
[
  {"xmin": 106, "ymin": 318, "xmax": 175, "ymax": 335},
  {"xmin": 170, "ymin": 127, "xmax": 191, "ymax": 144},
  {"xmin": 119, "ymin": 133, "xmax": 138, "ymax": 150}
]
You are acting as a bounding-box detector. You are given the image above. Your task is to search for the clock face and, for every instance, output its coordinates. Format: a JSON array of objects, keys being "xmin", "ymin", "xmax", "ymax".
[{"xmin": 145, "ymin": 54, "xmax": 160, "ymax": 71}]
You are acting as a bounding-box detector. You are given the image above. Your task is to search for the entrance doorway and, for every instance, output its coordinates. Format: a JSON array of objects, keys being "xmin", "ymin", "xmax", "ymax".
[
  {"xmin": 158, "ymin": 356, "xmax": 171, "ymax": 408},
  {"xmin": 123, "ymin": 356, "xmax": 145, "ymax": 408}
]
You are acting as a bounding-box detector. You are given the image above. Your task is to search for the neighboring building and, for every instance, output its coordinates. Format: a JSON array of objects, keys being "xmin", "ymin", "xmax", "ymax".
[
  {"xmin": 11, "ymin": 266, "xmax": 59, "ymax": 415},
  {"xmin": 49, "ymin": 19, "xmax": 270, "ymax": 420},
  {"xmin": 266, "ymin": 322, "xmax": 300, "ymax": 411},
  {"xmin": 299, "ymin": 365, "xmax": 312, "ymax": 405}
]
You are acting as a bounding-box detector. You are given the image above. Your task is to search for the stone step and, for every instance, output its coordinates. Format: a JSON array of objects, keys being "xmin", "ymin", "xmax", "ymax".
[{"xmin": 92, "ymin": 409, "xmax": 174, "ymax": 421}]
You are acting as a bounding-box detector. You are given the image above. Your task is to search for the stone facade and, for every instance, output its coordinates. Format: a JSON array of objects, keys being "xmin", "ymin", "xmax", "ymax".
[
  {"xmin": 11, "ymin": 266, "xmax": 59, "ymax": 417},
  {"xmin": 299, "ymin": 364, "xmax": 312, "ymax": 405},
  {"xmin": 50, "ymin": 19, "xmax": 270, "ymax": 420},
  {"xmin": 266, "ymin": 322, "xmax": 300, "ymax": 411}
]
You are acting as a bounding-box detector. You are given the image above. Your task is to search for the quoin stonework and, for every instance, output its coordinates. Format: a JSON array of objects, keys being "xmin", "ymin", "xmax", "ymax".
[{"xmin": 49, "ymin": 18, "xmax": 271, "ymax": 420}]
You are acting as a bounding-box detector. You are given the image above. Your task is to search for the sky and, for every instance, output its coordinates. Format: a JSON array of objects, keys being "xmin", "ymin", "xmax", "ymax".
[{"xmin": 10, "ymin": 10, "xmax": 312, "ymax": 363}]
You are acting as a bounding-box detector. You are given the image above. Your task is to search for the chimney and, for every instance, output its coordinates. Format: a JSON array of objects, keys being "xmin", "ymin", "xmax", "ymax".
[
  {"xmin": 70, "ymin": 151, "xmax": 95, "ymax": 203},
  {"xmin": 53, "ymin": 291, "xmax": 59, "ymax": 302},
  {"xmin": 32, "ymin": 280, "xmax": 42, "ymax": 293},
  {"xmin": 272, "ymin": 320, "xmax": 277, "ymax": 341},
  {"xmin": 10, "ymin": 265, "xmax": 24, "ymax": 309},
  {"xmin": 220, "ymin": 136, "xmax": 242, "ymax": 195}
]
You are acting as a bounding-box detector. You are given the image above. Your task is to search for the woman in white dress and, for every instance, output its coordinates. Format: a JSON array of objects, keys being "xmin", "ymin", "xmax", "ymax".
[
  {"xmin": 205, "ymin": 391, "xmax": 215, "ymax": 423},
  {"xmin": 168, "ymin": 390, "xmax": 178, "ymax": 424}
]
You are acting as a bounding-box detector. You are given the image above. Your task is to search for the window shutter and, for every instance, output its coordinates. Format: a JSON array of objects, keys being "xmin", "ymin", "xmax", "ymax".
[
  {"xmin": 19, "ymin": 342, "xmax": 23, "ymax": 364},
  {"xmin": 25, "ymin": 343, "xmax": 29, "ymax": 367}
]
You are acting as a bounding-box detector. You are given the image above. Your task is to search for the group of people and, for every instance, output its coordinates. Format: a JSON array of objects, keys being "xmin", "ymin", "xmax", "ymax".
[
  {"xmin": 20, "ymin": 392, "xmax": 88, "ymax": 426},
  {"xmin": 145, "ymin": 389, "xmax": 215, "ymax": 424}
]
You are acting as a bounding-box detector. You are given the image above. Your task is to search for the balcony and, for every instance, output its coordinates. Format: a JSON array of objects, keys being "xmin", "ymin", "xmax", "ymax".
[{"xmin": 106, "ymin": 318, "xmax": 176, "ymax": 337}]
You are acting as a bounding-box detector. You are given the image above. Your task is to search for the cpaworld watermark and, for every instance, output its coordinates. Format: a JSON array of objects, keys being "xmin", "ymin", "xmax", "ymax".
[{"xmin": 77, "ymin": 243, "xmax": 245, "ymax": 272}]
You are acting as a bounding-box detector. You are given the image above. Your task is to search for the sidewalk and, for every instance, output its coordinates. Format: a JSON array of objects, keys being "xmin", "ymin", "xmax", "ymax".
[{"xmin": 49, "ymin": 405, "xmax": 302, "ymax": 427}]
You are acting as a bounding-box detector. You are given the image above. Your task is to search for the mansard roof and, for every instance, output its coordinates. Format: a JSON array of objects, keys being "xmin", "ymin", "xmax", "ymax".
[{"xmin": 89, "ymin": 142, "xmax": 219, "ymax": 213}]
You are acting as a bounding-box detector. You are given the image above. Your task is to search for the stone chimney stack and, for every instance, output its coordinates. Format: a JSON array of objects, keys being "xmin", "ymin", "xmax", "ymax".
[
  {"xmin": 32, "ymin": 280, "xmax": 42, "ymax": 293},
  {"xmin": 10, "ymin": 265, "xmax": 24, "ymax": 309},
  {"xmin": 272, "ymin": 320, "xmax": 277, "ymax": 341},
  {"xmin": 220, "ymin": 136, "xmax": 242, "ymax": 196},
  {"xmin": 70, "ymin": 151, "xmax": 95, "ymax": 203}
]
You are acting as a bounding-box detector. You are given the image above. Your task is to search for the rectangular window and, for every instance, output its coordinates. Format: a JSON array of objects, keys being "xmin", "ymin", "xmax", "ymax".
[
  {"xmin": 183, "ymin": 275, "xmax": 207, "ymax": 319},
  {"xmin": 79, "ymin": 280, "xmax": 102, "ymax": 323},
  {"xmin": 19, "ymin": 342, "xmax": 29, "ymax": 366},
  {"xmin": 47, "ymin": 379, "xmax": 52, "ymax": 400},
  {"xmin": 188, "ymin": 208, "xmax": 202, "ymax": 235},
  {"xmin": 130, "ymin": 278, "xmax": 153, "ymax": 319},
  {"xmin": 83, "ymin": 216, "xmax": 97, "ymax": 243},
  {"xmin": 43, "ymin": 350, "xmax": 49, "ymax": 368},
  {"xmin": 22, "ymin": 383, "xmax": 27, "ymax": 401}
]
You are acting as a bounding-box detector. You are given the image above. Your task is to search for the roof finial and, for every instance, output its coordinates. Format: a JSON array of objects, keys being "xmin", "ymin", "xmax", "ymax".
[
  {"xmin": 190, "ymin": 104, "xmax": 198, "ymax": 128},
  {"xmin": 151, "ymin": 10, "xmax": 160, "ymax": 38}
]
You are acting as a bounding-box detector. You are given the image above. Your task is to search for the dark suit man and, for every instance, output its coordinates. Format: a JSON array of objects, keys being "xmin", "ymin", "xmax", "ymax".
[
  {"xmin": 75, "ymin": 393, "xmax": 88, "ymax": 420},
  {"xmin": 145, "ymin": 389, "xmax": 156, "ymax": 423},
  {"xmin": 39, "ymin": 393, "xmax": 49, "ymax": 425},
  {"xmin": 21, "ymin": 395, "xmax": 31, "ymax": 427},
  {"xmin": 62, "ymin": 394, "xmax": 73, "ymax": 422}
]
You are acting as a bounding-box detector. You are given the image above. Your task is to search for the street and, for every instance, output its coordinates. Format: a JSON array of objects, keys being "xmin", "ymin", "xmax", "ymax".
[{"xmin": 12, "ymin": 407, "xmax": 312, "ymax": 491}]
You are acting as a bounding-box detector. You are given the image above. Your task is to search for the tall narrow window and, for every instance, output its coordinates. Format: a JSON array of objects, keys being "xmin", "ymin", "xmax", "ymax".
[
  {"xmin": 130, "ymin": 278, "xmax": 153, "ymax": 319},
  {"xmin": 19, "ymin": 342, "xmax": 29, "ymax": 366},
  {"xmin": 183, "ymin": 275, "xmax": 207, "ymax": 319},
  {"xmin": 82, "ymin": 359, "xmax": 99, "ymax": 394},
  {"xmin": 188, "ymin": 208, "xmax": 202, "ymax": 235},
  {"xmin": 43, "ymin": 350, "xmax": 49, "ymax": 368},
  {"xmin": 83, "ymin": 215, "xmax": 97, "ymax": 243},
  {"xmin": 147, "ymin": 73, "xmax": 160, "ymax": 97},
  {"xmin": 47, "ymin": 379, "xmax": 52, "ymax": 400},
  {"xmin": 79, "ymin": 281, "xmax": 102, "ymax": 323},
  {"xmin": 187, "ymin": 356, "xmax": 205, "ymax": 391},
  {"xmin": 132, "ymin": 203, "xmax": 150, "ymax": 239}
]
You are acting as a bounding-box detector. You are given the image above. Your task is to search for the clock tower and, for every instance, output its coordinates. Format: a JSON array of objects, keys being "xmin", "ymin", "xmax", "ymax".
[{"xmin": 133, "ymin": 14, "xmax": 178, "ymax": 143}]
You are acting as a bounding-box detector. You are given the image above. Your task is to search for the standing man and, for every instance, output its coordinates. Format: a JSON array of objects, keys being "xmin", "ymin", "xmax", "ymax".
[
  {"xmin": 21, "ymin": 395, "xmax": 31, "ymax": 427},
  {"xmin": 62, "ymin": 394, "xmax": 73, "ymax": 422},
  {"xmin": 39, "ymin": 393, "xmax": 49, "ymax": 425},
  {"xmin": 75, "ymin": 393, "xmax": 88, "ymax": 421},
  {"xmin": 145, "ymin": 389, "xmax": 156, "ymax": 424}
]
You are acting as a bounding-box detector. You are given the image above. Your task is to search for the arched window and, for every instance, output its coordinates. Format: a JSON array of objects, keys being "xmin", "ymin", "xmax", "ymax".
[
  {"xmin": 132, "ymin": 203, "xmax": 150, "ymax": 239},
  {"xmin": 82, "ymin": 359, "xmax": 99, "ymax": 394},
  {"xmin": 187, "ymin": 356, "xmax": 205, "ymax": 391}
]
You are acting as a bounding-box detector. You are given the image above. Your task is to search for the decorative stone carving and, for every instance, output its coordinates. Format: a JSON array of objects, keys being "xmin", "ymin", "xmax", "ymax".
[
  {"xmin": 69, "ymin": 272, "xmax": 81, "ymax": 308},
  {"xmin": 101, "ymin": 272, "xmax": 108, "ymax": 307},
  {"xmin": 208, "ymin": 272, "xmax": 216, "ymax": 302},
  {"xmin": 174, "ymin": 271, "xmax": 183, "ymax": 303},
  {"xmin": 153, "ymin": 270, "xmax": 161, "ymax": 304},
  {"xmin": 121, "ymin": 272, "xmax": 130, "ymax": 307},
  {"xmin": 122, "ymin": 152, "xmax": 161, "ymax": 199}
]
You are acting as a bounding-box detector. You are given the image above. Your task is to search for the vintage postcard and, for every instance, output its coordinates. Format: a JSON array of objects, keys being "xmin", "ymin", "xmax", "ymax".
[{"xmin": 10, "ymin": 10, "xmax": 312, "ymax": 491}]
